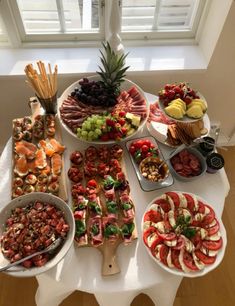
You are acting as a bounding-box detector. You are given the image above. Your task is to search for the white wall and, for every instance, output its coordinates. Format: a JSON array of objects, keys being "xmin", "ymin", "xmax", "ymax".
[{"xmin": 0, "ymin": 2, "xmax": 235, "ymax": 150}]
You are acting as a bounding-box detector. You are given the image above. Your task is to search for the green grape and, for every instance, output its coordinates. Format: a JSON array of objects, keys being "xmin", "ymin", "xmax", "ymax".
[
  {"xmin": 95, "ymin": 128, "xmax": 102, "ymax": 135},
  {"xmin": 81, "ymin": 130, "xmax": 88, "ymax": 137},
  {"xmin": 88, "ymin": 131, "xmax": 94, "ymax": 138}
]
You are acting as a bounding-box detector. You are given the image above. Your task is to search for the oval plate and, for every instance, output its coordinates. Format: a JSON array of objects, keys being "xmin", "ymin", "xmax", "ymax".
[{"xmin": 57, "ymin": 76, "xmax": 150, "ymax": 144}]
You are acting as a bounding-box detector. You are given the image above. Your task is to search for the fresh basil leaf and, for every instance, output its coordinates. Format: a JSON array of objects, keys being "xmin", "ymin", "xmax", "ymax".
[
  {"xmin": 104, "ymin": 224, "xmax": 119, "ymax": 238},
  {"xmin": 91, "ymin": 224, "xmax": 99, "ymax": 236},
  {"xmin": 122, "ymin": 203, "xmax": 132, "ymax": 210},
  {"xmin": 89, "ymin": 202, "xmax": 102, "ymax": 214},
  {"xmin": 107, "ymin": 201, "xmax": 118, "ymax": 213},
  {"xmin": 75, "ymin": 220, "xmax": 86, "ymax": 237},
  {"xmin": 121, "ymin": 223, "xmax": 135, "ymax": 237}
]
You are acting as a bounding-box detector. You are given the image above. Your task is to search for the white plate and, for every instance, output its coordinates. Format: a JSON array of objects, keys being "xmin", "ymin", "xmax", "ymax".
[
  {"xmin": 147, "ymin": 99, "xmax": 210, "ymax": 147},
  {"xmin": 141, "ymin": 191, "xmax": 227, "ymax": 278},
  {"xmin": 57, "ymin": 76, "xmax": 150, "ymax": 144},
  {"xmin": 0, "ymin": 193, "xmax": 75, "ymax": 277},
  {"xmin": 158, "ymin": 92, "xmax": 208, "ymax": 123}
]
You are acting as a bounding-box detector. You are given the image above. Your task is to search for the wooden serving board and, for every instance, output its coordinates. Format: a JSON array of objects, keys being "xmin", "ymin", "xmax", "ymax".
[
  {"xmin": 70, "ymin": 145, "xmax": 138, "ymax": 276},
  {"xmin": 11, "ymin": 99, "xmax": 67, "ymax": 201}
]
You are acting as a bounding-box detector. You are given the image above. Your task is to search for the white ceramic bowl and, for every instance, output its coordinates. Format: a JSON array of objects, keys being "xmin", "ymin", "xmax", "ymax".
[
  {"xmin": 168, "ymin": 146, "xmax": 207, "ymax": 182},
  {"xmin": 57, "ymin": 76, "xmax": 150, "ymax": 144},
  {"xmin": 0, "ymin": 193, "xmax": 75, "ymax": 277}
]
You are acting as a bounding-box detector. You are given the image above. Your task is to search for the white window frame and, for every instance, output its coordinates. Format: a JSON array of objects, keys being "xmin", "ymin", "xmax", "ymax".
[
  {"xmin": 120, "ymin": 0, "xmax": 208, "ymax": 42},
  {"xmin": 0, "ymin": 0, "xmax": 210, "ymax": 48}
]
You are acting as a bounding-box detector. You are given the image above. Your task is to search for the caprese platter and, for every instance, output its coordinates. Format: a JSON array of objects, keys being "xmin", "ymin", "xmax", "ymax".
[
  {"xmin": 142, "ymin": 191, "xmax": 226, "ymax": 277},
  {"xmin": 67, "ymin": 144, "xmax": 138, "ymax": 276}
]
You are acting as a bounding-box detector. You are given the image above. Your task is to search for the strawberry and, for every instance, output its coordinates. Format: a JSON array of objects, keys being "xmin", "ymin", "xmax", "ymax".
[
  {"xmin": 121, "ymin": 127, "xmax": 127, "ymax": 135},
  {"xmin": 118, "ymin": 118, "xmax": 126, "ymax": 126},
  {"xmin": 106, "ymin": 118, "xmax": 115, "ymax": 127},
  {"xmin": 119, "ymin": 111, "xmax": 126, "ymax": 117}
]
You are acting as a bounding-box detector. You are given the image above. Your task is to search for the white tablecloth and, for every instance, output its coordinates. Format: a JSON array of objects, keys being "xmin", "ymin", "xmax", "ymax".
[{"xmin": 0, "ymin": 94, "xmax": 230, "ymax": 306}]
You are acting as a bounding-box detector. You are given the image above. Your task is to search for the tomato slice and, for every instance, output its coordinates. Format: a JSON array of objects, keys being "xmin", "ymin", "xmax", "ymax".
[
  {"xmin": 154, "ymin": 199, "xmax": 171, "ymax": 213},
  {"xmin": 202, "ymin": 237, "xmax": 223, "ymax": 251},
  {"xmin": 183, "ymin": 193, "xmax": 196, "ymax": 212},
  {"xmin": 190, "ymin": 233, "xmax": 202, "ymax": 249},
  {"xmin": 158, "ymin": 232, "xmax": 176, "ymax": 241},
  {"xmin": 159, "ymin": 244, "xmax": 169, "ymax": 266},
  {"xmin": 165, "ymin": 192, "xmax": 180, "ymax": 208},
  {"xmin": 183, "ymin": 251, "xmax": 199, "ymax": 271},
  {"xmin": 194, "ymin": 250, "xmax": 216, "ymax": 265},
  {"xmin": 143, "ymin": 226, "xmax": 158, "ymax": 246},
  {"xmin": 171, "ymin": 249, "xmax": 182, "ymax": 270},
  {"xmin": 206, "ymin": 219, "xmax": 220, "ymax": 236},
  {"xmin": 150, "ymin": 236, "xmax": 163, "ymax": 255},
  {"xmin": 198, "ymin": 201, "xmax": 206, "ymax": 213},
  {"xmin": 172, "ymin": 236, "xmax": 185, "ymax": 250},
  {"xmin": 202, "ymin": 204, "xmax": 215, "ymax": 226},
  {"xmin": 144, "ymin": 210, "xmax": 162, "ymax": 223}
]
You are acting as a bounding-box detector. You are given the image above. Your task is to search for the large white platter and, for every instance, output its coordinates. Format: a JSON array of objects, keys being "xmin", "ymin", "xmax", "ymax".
[
  {"xmin": 57, "ymin": 76, "xmax": 150, "ymax": 144},
  {"xmin": 141, "ymin": 191, "xmax": 227, "ymax": 278}
]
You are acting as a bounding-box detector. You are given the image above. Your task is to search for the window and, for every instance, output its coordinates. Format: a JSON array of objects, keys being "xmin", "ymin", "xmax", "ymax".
[
  {"xmin": 121, "ymin": 0, "xmax": 206, "ymax": 40},
  {"xmin": 0, "ymin": 0, "xmax": 208, "ymax": 46}
]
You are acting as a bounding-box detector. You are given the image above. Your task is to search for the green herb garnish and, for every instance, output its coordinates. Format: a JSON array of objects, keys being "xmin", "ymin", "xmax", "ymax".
[
  {"xmin": 91, "ymin": 224, "xmax": 99, "ymax": 236},
  {"xmin": 121, "ymin": 223, "xmax": 135, "ymax": 237},
  {"xmin": 104, "ymin": 224, "xmax": 119, "ymax": 238},
  {"xmin": 174, "ymin": 215, "xmax": 196, "ymax": 239},
  {"xmin": 122, "ymin": 203, "xmax": 132, "ymax": 211},
  {"xmin": 89, "ymin": 201, "xmax": 102, "ymax": 215},
  {"xmin": 106, "ymin": 201, "xmax": 118, "ymax": 214},
  {"xmin": 75, "ymin": 220, "xmax": 86, "ymax": 237}
]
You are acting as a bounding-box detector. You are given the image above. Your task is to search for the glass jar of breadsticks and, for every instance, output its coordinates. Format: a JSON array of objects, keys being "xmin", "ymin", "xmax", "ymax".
[{"xmin": 25, "ymin": 61, "xmax": 58, "ymax": 114}]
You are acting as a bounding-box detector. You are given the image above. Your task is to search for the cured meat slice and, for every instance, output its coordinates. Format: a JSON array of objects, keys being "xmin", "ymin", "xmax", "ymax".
[{"xmin": 88, "ymin": 217, "xmax": 103, "ymax": 247}]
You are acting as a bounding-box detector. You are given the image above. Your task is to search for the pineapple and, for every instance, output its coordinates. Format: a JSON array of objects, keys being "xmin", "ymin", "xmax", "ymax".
[{"xmin": 97, "ymin": 42, "xmax": 129, "ymax": 98}]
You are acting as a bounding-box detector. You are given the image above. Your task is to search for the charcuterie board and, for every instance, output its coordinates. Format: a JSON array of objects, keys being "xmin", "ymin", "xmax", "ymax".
[
  {"xmin": 68, "ymin": 145, "xmax": 138, "ymax": 276},
  {"xmin": 11, "ymin": 99, "xmax": 67, "ymax": 201}
]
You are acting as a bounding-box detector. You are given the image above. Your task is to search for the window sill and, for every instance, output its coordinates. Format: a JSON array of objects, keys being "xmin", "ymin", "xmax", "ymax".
[{"xmin": 0, "ymin": 44, "xmax": 207, "ymax": 78}]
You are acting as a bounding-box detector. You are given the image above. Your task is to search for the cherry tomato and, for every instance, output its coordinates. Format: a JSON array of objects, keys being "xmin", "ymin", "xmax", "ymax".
[
  {"xmin": 144, "ymin": 210, "xmax": 162, "ymax": 223},
  {"xmin": 183, "ymin": 251, "xmax": 199, "ymax": 271},
  {"xmin": 142, "ymin": 139, "xmax": 152, "ymax": 147},
  {"xmin": 141, "ymin": 144, "xmax": 149, "ymax": 153},
  {"xmin": 202, "ymin": 237, "xmax": 223, "ymax": 251},
  {"xmin": 129, "ymin": 145, "xmax": 136, "ymax": 155},
  {"xmin": 133, "ymin": 140, "xmax": 144, "ymax": 149},
  {"xmin": 194, "ymin": 250, "xmax": 216, "ymax": 265},
  {"xmin": 171, "ymin": 249, "xmax": 182, "ymax": 270}
]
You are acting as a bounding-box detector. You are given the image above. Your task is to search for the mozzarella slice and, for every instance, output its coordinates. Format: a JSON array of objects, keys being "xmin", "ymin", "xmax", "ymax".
[
  {"xmin": 153, "ymin": 221, "xmax": 166, "ymax": 233},
  {"xmin": 194, "ymin": 213, "xmax": 204, "ymax": 222},
  {"xmin": 168, "ymin": 210, "xmax": 176, "ymax": 228},
  {"xmin": 200, "ymin": 228, "xmax": 208, "ymax": 239},
  {"xmin": 192, "ymin": 252, "xmax": 205, "ymax": 270},
  {"xmin": 200, "ymin": 246, "xmax": 218, "ymax": 257},
  {"xmin": 178, "ymin": 193, "xmax": 187, "ymax": 208},
  {"xmin": 153, "ymin": 244, "xmax": 162, "ymax": 260},
  {"xmin": 183, "ymin": 237, "xmax": 195, "ymax": 253},
  {"xmin": 167, "ymin": 249, "xmax": 175, "ymax": 268},
  {"xmin": 165, "ymin": 239, "xmax": 177, "ymax": 247},
  {"xmin": 149, "ymin": 204, "xmax": 165, "ymax": 217},
  {"xmin": 191, "ymin": 195, "xmax": 199, "ymax": 211},
  {"xmin": 204, "ymin": 206, "xmax": 211, "ymax": 214},
  {"xmin": 143, "ymin": 221, "xmax": 152, "ymax": 231},
  {"xmin": 206, "ymin": 219, "xmax": 217, "ymax": 228},
  {"xmin": 178, "ymin": 249, "xmax": 191, "ymax": 273},
  {"xmin": 205, "ymin": 232, "xmax": 221, "ymax": 241},
  {"xmin": 147, "ymin": 232, "xmax": 158, "ymax": 248}
]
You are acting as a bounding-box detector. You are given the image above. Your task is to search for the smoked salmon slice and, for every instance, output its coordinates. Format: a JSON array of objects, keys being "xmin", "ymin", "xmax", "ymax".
[
  {"xmin": 51, "ymin": 153, "xmax": 62, "ymax": 176},
  {"xmin": 49, "ymin": 138, "xmax": 65, "ymax": 154},
  {"xmin": 35, "ymin": 149, "xmax": 47, "ymax": 169},
  {"xmin": 15, "ymin": 140, "xmax": 37, "ymax": 160},
  {"xmin": 39, "ymin": 138, "xmax": 65, "ymax": 156},
  {"xmin": 14, "ymin": 155, "xmax": 29, "ymax": 177}
]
